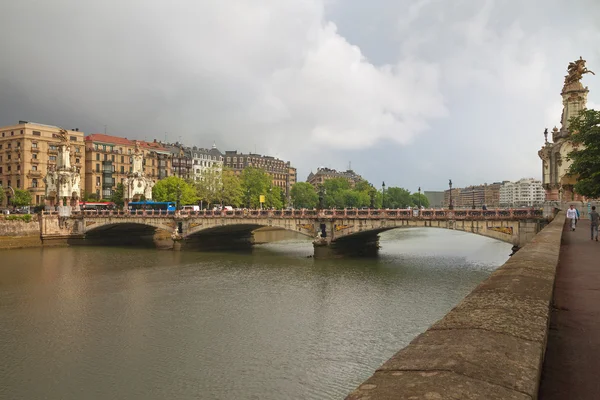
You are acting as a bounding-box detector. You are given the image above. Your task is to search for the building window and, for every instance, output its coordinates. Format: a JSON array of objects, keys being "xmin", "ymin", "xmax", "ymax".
[
  {"xmin": 96, "ymin": 153, "xmax": 100, "ymax": 161},
  {"xmin": 17, "ymin": 165, "xmax": 20, "ymax": 171},
  {"xmin": 0, "ymin": 167, "xmax": 2, "ymax": 173},
  {"xmin": 32, "ymin": 153, "xmax": 37, "ymax": 160},
  {"xmin": 75, "ymin": 147, "xmax": 80, "ymax": 153},
  {"xmin": 96, "ymin": 164, "xmax": 100, "ymax": 172},
  {"xmin": 7, "ymin": 154, "xmax": 11, "ymax": 160},
  {"xmin": 104, "ymin": 154, "xmax": 107, "ymax": 161},
  {"xmin": 70, "ymin": 136, "xmax": 77, "ymax": 141},
  {"xmin": 32, "ymin": 179, "xmax": 38, "ymax": 188},
  {"xmin": 111, "ymin": 155, "xmax": 115, "ymax": 162},
  {"xmin": 96, "ymin": 177, "xmax": 100, "ymax": 186},
  {"xmin": 11, "ymin": 132, "xmax": 14, "ymax": 136},
  {"xmin": 49, "ymin": 156, "xmax": 56, "ymax": 161},
  {"xmin": 32, "ymin": 165, "xmax": 37, "ymax": 171},
  {"xmin": 16, "ymin": 180, "xmax": 20, "ymax": 188},
  {"xmin": 120, "ymin": 166, "xmax": 124, "ymax": 173},
  {"xmin": 49, "ymin": 144, "xmax": 57, "ymax": 151},
  {"xmin": 32, "ymin": 131, "xmax": 41, "ymax": 136},
  {"xmin": 32, "ymin": 142, "xmax": 38, "ymax": 148},
  {"xmin": 76, "ymin": 158, "xmax": 80, "ymax": 164},
  {"xmin": 128, "ymin": 149, "xmax": 131, "ymax": 154},
  {"xmin": 121, "ymin": 156, "xmax": 124, "ymax": 163}
]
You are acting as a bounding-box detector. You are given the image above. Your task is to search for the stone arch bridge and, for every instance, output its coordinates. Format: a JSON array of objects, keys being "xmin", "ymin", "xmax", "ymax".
[{"xmin": 40, "ymin": 208, "xmax": 546, "ymax": 256}]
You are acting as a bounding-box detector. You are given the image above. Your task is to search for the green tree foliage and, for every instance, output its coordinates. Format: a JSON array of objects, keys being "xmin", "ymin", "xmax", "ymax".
[
  {"xmin": 222, "ymin": 168, "xmax": 243, "ymax": 207},
  {"xmin": 265, "ymin": 186, "xmax": 283, "ymax": 209},
  {"xmin": 411, "ymin": 192, "xmax": 430, "ymax": 208},
  {"xmin": 241, "ymin": 167, "xmax": 272, "ymax": 208},
  {"xmin": 0, "ymin": 186, "xmax": 5, "ymax": 205},
  {"xmin": 110, "ymin": 183, "xmax": 125, "ymax": 208},
  {"xmin": 568, "ymin": 109, "xmax": 600, "ymax": 198},
  {"xmin": 383, "ymin": 187, "xmax": 412, "ymax": 208},
  {"xmin": 195, "ymin": 166, "xmax": 221, "ymax": 206},
  {"xmin": 290, "ymin": 182, "xmax": 318, "ymax": 208},
  {"xmin": 11, "ymin": 189, "xmax": 32, "ymax": 207},
  {"xmin": 152, "ymin": 176, "xmax": 198, "ymax": 206}
]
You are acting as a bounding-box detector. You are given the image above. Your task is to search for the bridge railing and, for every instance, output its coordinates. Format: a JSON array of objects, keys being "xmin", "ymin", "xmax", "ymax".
[{"xmin": 42, "ymin": 208, "xmax": 544, "ymax": 220}]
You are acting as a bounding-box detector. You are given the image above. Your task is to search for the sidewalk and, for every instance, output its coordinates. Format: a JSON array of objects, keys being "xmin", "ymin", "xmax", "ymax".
[{"xmin": 539, "ymin": 219, "xmax": 600, "ymax": 399}]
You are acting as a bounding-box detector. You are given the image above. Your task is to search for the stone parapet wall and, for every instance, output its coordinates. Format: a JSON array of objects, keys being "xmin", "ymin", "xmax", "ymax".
[
  {"xmin": 346, "ymin": 212, "xmax": 566, "ymax": 400},
  {"xmin": 0, "ymin": 216, "xmax": 42, "ymax": 249}
]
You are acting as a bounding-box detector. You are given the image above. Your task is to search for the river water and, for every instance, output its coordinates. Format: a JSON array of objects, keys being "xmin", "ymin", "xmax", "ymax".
[{"xmin": 0, "ymin": 228, "xmax": 510, "ymax": 400}]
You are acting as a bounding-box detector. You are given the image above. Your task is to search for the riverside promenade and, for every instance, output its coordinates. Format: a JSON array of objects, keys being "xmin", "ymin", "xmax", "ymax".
[{"xmin": 539, "ymin": 219, "xmax": 600, "ymax": 399}]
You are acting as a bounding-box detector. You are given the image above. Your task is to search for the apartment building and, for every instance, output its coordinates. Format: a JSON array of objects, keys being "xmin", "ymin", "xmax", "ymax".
[
  {"xmin": 306, "ymin": 167, "xmax": 363, "ymax": 188},
  {"xmin": 443, "ymin": 183, "xmax": 502, "ymax": 208},
  {"xmin": 499, "ymin": 178, "xmax": 545, "ymax": 207},
  {"xmin": 0, "ymin": 121, "xmax": 85, "ymax": 206},
  {"xmin": 223, "ymin": 151, "xmax": 296, "ymax": 198},
  {"xmin": 84, "ymin": 134, "xmax": 171, "ymax": 199}
]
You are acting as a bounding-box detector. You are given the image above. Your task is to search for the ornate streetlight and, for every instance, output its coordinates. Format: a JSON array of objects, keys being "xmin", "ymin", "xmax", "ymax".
[
  {"xmin": 472, "ymin": 186, "xmax": 476, "ymax": 209},
  {"xmin": 448, "ymin": 179, "xmax": 453, "ymax": 210},
  {"xmin": 382, "ymin": 181, "xmax": 386, "ymax": 209},
  {"xmin": 418, "ymin": 186, "xmax": 421, "ymax": 209}
]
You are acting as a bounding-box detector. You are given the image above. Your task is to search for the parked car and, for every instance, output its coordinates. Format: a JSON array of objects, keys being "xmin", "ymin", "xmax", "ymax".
[{"xmin": 181, "ymin": 205, "xmax": 200, "ymax": 212}]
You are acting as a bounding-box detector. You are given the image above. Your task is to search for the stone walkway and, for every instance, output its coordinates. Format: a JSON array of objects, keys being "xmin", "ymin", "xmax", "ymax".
[{"xmin": 539, "ymin": 219, "xmax": 600, "ymax": 399}]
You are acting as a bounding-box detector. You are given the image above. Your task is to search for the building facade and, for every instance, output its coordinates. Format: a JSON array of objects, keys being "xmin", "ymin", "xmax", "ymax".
[
  {"xmin": 443, "ymin": 183, "xmax": 502, "ymax": 208},
  {"xmin": 499, "ymin": 178, "xmax": 545, "ymax": 207},
  {"xmin": 306, "ymin": 167, "xmax": 363, "ymax": 188},
  {"xmin": 539, "ymin": 58, "xmax": 594, "ymax": 202},
  {"xmin": 84, "ymin": 134, "xmax": 171, "ymax": 199},
  {"xmin": 189, "ymin": 144, "xmax": 224, "ymax": 181},
  {"xmin": 223, "ymin": 151, "xmax": 296, "ymax": 199},
  {"xmin": 0, "ymin": 121, "xmax": 85, "ymax": 206}
]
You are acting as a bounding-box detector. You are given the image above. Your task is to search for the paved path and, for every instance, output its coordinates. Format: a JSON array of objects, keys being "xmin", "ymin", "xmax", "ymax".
[{"xmin": 539, "ymin": 219, "xmax": 600, "ymax": 399}]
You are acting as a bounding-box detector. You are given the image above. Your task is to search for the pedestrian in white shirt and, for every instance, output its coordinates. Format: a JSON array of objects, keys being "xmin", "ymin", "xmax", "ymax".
[{"xmin": 566, "ymin": 205, "xmax": 578, "ymax": 231}]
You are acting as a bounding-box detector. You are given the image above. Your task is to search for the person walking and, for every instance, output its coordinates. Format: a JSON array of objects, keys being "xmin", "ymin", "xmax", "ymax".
[
  {"xmin": 590, "ymin": 206, "xmax": 599, "ymax": 241},
  {"xmin": 567, "ymin": 204, "xmax": 578, "ymax": 231}
]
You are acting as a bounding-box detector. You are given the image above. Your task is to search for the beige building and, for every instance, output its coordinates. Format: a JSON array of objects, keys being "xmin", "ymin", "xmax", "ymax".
[
  {"xmin": 0, "ymin": 121, "xmax": 85, "ymax": 206},
  {"xmin": 306, "ymin": 167, "xmax": 363, "ymax": 188},
  {"xmin": 443, "ymin": 183, "xmax": 502, "ymax": 208},
  {"xmin": 84, "ymin": 134, "xmax": 171, "ymax": 199},
  {"xmin": 223, "ymin": 151, "xmax": 296, "ymax": 199}
]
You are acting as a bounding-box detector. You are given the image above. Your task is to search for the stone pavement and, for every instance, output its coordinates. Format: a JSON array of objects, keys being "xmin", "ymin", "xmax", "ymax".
[{"xmin": 539, "ymin": 219, "xmax": 600, "ymax": 399}]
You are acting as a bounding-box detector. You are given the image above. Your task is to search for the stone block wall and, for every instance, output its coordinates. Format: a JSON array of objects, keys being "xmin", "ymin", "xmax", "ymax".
[
  {"xmin": 346, "ymin": 212, "xmax": 566, "ymax": 400},
  {"xmin": 0, "ymin": 216, "xmax": 42, "ymax": 249}
]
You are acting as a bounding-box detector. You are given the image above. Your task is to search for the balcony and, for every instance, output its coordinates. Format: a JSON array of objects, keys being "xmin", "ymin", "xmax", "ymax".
[
  {"xmin": 27, "ymin": 170, "xmax": 43, "ymax": 177},
  {"xmin": 48, "ymin": 149, "xmax": 58, "ymax": 155},
  {"xmin": 31, "ymin": 147, "xmax": 40, "ymax": 152}
]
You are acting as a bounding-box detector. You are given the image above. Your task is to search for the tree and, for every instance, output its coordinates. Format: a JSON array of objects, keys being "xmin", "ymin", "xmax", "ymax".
[
  {"xmin": 195, "ymin": 166, "xmax": 222, "ymax": 207},
  {"xmin": 411, "ymin": 192, "xmax": 430, "ymax": 208},
  {"xmin": 0, "ymin": 186, "xmax": 5, "ymax": 205},
  {"xmin": 241, "ymin": 167, "xmax": 272, "ymax": 208},
  {"xmin": 384, "ymin": 187, "xmax": 413, "ymax": 208},
  {"xmin": 568, "ymin": 109, "xmax": 600, "ymax": 198},
  {"xmin": 222, "ymin": 168, "xmax": 243, "ymax": 207},
  {"xmin": 290, "ymin": 182, "xmax": 318, "ymax": 208},
  {"xmin": 110, "ymin": 183, "xmax": 125, "ymax": 208},
  {"xmin": 265, "ymin": 186, "xmax": 283, "ymax": 209},
  {"xmin": 152, "ymin": 176, "xmax": 198, "ymax": 206},
  {"xmin": 12, "ymin": 189, "xmax": 32, "ymax": 207}
]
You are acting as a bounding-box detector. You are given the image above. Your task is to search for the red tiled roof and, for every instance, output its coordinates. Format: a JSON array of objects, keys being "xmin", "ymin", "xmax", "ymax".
[{"xmin": 85, "ymin": 134, "xmax": 168, "ymax": 151}]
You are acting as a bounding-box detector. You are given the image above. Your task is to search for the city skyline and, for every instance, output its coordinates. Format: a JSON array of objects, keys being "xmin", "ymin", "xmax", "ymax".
[{"xmin": 1, "ymin": 1, "xmax": 599, "ymax": 191}]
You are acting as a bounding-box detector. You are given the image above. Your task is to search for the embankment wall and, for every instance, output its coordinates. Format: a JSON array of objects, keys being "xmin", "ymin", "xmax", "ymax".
[{"xmin": 347, "ymin": 212, "xmax": 566, "ymax": 400}]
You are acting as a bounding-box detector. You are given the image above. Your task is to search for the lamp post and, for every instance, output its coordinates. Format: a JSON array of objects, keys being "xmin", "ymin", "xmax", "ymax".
[
  {"xmin": 176, "ymin": 180, "xmax": 181, "ymax": 210},
  {"xmin": 418, "ymin": 186, "xmax": 421, "ymax": 209},
  {"xmin": 382, "ymin": 181, "xmax": 386, "ymax": 209},
  {"xmin": 472, "ymin": 186, "xmax": 476, "ymax": 209},
  {"xmin": 247, "ymin": 189, "xmax": 251, "ymax": 209},
  {"xmin": 448, "ymin": 179, "xmax": 453, "ymax": 210}
]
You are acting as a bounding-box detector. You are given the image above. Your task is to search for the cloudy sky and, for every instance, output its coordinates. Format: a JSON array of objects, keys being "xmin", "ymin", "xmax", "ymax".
[{"xmin": 1, "ymin": 0, "xmax": 599, "ymax": 191}]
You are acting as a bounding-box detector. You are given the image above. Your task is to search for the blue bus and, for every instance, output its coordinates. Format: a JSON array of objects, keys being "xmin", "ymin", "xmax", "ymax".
[{"xmin": 128, "ymin": 201, "xmax": 176, "ymax": 213}]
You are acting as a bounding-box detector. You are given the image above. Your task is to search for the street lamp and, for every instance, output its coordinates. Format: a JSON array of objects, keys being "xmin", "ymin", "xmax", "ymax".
[
  {"xmin": 247, "ymin": 189, "xmax": 251, "ymax": 209},
  {"xmin": 472, "ymin": 186, "xmax": 476, "ymax": 209},
  {"xmin": 382, "ymin": 181, "xmax": 386, "ymax": 209},
  {"xmin": 176, "ymin": 180, "xmax": 181, "ymax": 210},
  {"xmin": 418, "ymin": 186, "xmax": 421, "ymax": 209},
  {"xmin": 448, "ymin": 179, "xmax": 453, "ymax": 210}
]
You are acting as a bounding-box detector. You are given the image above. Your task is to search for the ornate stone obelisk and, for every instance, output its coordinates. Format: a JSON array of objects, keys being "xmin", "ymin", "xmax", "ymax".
[
  {"xmin": 43, "ymin": 129, "xmax": 81, "ymax": 213},
  {"xmin": 538, "ymin": 57, "xmax": 595, "ymax": 203},
  {"xmin": 123, "ymin": 141, "xmax": 155, "ymax": 207}
]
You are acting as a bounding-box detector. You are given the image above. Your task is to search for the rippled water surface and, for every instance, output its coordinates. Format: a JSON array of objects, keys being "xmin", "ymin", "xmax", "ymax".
[{"xmin": 0, "ymin": 228, "xmax": 511, "ymax": 400}]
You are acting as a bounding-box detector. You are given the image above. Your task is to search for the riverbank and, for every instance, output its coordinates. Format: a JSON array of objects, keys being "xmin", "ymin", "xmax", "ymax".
[{"xmin": 0, "ymin": 216, "xmax": 42, "ymax": 250}]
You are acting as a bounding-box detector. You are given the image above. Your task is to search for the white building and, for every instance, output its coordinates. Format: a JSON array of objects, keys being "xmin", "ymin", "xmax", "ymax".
[
  {"xmin": 188, "ymin": 144, "xmax": 223, "ymax": 181},
  {"xmin": 499, "ymin": 178, "xmax": 545, "ymax": 207}
]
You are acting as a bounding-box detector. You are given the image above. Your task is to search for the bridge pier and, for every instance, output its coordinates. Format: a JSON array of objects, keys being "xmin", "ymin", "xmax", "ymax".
[{"xmin": 313, "ymin": 233, "xmax": 381, "ymax": 259}]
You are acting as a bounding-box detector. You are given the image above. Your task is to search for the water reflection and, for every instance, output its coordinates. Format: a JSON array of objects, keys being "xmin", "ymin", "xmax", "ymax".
[{"xmin": 0, "ymin": 228, "xmax": 510, "ymax": 400}]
